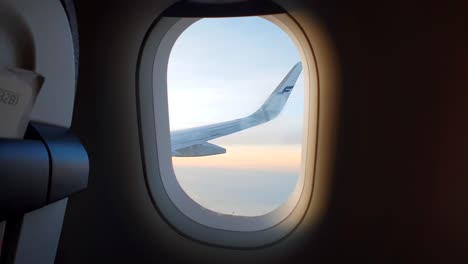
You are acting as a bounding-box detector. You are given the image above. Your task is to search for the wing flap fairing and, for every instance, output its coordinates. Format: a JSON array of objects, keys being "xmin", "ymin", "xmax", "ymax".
[{"xmin": 173, "ymin": 142, "xmax": 226, "ymax": 157}]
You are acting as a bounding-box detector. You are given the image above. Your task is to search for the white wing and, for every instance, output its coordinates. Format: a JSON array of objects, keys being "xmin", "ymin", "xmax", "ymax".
[{"xmin": 170, "ymin": 62, "xmax": 303, "ymax": 157}]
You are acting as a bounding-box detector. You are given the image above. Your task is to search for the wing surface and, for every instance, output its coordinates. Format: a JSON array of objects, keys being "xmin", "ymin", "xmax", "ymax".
[{"xmin": 170, "ymin": 62, "xmax": 302, "ymax": 157}]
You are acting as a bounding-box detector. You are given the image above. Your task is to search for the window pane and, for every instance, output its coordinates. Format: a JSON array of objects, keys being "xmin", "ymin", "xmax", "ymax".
[{"xmin": 167, "ymin": 17, "xmax": 304, "ymax": 216}]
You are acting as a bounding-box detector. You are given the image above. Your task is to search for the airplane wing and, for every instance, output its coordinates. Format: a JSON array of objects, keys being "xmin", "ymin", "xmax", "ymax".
[{"xmin": 170, "ymin": 62, "xmax": 303, "ymax": 157}]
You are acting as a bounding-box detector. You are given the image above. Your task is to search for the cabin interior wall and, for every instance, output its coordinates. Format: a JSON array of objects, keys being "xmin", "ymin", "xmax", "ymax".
[{"xmin": 57, "ymin": 0, "xmax": 468, "ymax": 263}]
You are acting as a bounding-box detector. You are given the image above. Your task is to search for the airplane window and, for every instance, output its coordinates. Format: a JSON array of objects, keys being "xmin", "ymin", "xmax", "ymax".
[{"xmin": 167, "ymin": 17, "xmax": 304, "ymax": 216}]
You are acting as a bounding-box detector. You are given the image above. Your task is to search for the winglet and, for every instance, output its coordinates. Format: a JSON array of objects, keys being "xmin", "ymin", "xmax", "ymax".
[{"xmin": 249, "ymin": 62, "xmax": 302, "ymax": 121}]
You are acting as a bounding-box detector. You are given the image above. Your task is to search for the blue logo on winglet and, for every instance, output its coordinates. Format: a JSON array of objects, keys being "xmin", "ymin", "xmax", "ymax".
[{"xmin": 278, "ymin": 85, "xmax": 294, "ymax": 94}]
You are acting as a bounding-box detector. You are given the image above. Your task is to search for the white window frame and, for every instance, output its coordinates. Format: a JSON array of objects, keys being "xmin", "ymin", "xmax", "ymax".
[{"xmin": 137, "ymin": 13, "xmax": 319, "ymax": 248}]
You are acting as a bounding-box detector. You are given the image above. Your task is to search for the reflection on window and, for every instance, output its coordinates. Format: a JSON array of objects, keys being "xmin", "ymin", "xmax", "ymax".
[
  {"xmin": 167, "ymin": 17, "xmax": 304, "ymax": 216},
  {"xmin": 0, "ymin": 221, "xmax": 4, "ymax": 256}
]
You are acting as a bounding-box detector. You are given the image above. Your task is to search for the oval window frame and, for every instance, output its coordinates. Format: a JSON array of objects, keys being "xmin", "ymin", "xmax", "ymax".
[{"xmin": 137, "ymin": 13, "xmax": 319, "ymax": 248}]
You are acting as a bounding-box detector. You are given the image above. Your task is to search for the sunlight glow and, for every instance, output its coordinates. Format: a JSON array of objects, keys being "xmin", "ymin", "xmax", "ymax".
[{"xmin": 173, "ymin": 144, "xmax": 301, "ymax": 172}]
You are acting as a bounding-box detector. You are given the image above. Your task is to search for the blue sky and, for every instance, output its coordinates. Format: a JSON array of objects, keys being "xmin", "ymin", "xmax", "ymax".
[{"xmin": 167, "ymin": 17, "xmax": 304, "ymax": 216}]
